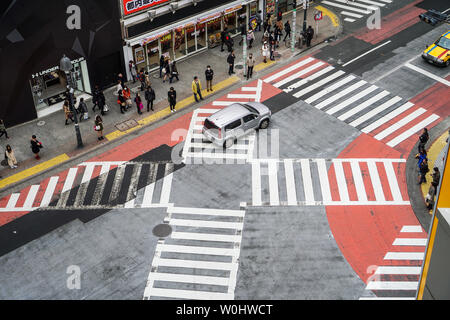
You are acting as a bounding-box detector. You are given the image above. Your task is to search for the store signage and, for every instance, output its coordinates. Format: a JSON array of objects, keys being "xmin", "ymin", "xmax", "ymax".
[
  {"xmin": 314, "ymin": 11, "xmax": 323, "ymax": 21},
  {"xmin": 123, "ymin": 0, "xmax": 169, "ymax": 16},
  {"xmin": 224, "ymin": 4, "xmax": 242, "ymax": 14},
  {"xmin": 31, "ymin": 57, "xmax": 85, "ymax": 79}
]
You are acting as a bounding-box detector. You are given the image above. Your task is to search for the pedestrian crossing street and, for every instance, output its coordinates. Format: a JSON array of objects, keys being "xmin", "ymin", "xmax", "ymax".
[
  {"xmin": 0, "ymin": 161, "xmax": 177, "ymax": 212},
  {"xmin": 360, "ymin": 225, "xmax": 427, "ymax": 300},
  {"xmin": 143, "ymin": 206, "xmax": 245, "ymax": 300},
  {"xmin": 322, "ymin": 0, "xmax": 391, "ymax": 23},
  {"xmin": 263, "ymin": 56, "xmax": 440, "ymax": 149},
  {"xmin": 182, "ymin": 80, "xmax": 264, "ymax": 164},
  {"xmin": 250, "ymin": 158, "xmax": 409, "ymax": 206}
]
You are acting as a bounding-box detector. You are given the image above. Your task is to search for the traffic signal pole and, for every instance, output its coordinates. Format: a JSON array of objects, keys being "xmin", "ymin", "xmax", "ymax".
[{"xmin": 291, "ymin": 1, "xmax": 297, "ymax": 53}]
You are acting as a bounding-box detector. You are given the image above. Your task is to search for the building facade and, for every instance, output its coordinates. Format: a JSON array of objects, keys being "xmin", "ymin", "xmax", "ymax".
[{"xmin": 0, "ymin": 0, "xmax": 124, "ymax": 127}]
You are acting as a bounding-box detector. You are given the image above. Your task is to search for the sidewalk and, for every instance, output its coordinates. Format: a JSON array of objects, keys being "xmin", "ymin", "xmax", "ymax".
[{"xmin": 0, "ymin": 5, "xmax": 340, "ymax": 191}]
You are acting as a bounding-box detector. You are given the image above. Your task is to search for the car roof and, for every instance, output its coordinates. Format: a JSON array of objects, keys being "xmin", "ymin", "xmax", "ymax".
[{"xmin": 207, "ymin": 103, "xmax": 250, "ymax": 127}]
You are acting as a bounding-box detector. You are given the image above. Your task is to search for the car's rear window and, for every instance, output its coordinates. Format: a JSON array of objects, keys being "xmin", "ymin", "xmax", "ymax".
[{"xmin": 204, "ymin": 119, "xmax": 219, "ymax": 130}]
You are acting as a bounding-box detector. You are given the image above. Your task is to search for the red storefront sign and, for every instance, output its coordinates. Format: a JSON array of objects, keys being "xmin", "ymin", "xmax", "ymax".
[{"xmin": 123, "ymin": 0, "xmax": 169, "ymax": 16}]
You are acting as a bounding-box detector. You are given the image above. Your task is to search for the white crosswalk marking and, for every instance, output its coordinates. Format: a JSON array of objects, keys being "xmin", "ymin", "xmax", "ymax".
[
  {"xmin": 268, "ymin": 58, "xmax": 440, "ymax": 150},
  {"xmin": 273, "ymin": 61, "xmax": 325, "ymax": 88},
  {"xmin": 143, "ymin": 206, "xmax": 245, "ymax": 300},
  {"xmin": 40, "ymin": 176, "xmax": 59, "ymax": 207},
  {"xmin": 322, "ymin": 1, "xmax": 371, "ymax": 14},
  {"xmin": 249, "ymin": 159, "xmax": 408, "ymax": 206}
]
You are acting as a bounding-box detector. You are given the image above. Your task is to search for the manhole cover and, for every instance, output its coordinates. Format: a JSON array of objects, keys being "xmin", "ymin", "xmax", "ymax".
[
  {"xmin": 235, "ymin": 64, "xmax": 243, "ymax": 69},
  {"xmin": 37, "ymin": 121, "xmax": 45, "ymax": 126},
  {"xmin": 152, "ymin": 224, "xmax": 172, "ymax": 238}
]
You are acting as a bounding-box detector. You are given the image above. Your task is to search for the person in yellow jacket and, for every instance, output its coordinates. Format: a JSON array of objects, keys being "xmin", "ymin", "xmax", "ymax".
[{"xmin": 192, "ymin": 76, "xmax": 204, "ymax": 103}]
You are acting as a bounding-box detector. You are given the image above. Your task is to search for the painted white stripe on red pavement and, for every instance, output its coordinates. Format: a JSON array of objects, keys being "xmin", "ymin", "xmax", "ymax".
[
  {"xmin": 386, "ymin": 114, "xmax": 440, "ymax": 147},
  {"xmin": 358, "ymin": 100, "xmax": 413, "ymax": 132},
  {"xmin": 264, "ymin": 57, "xmax": 315, "ymax": 83}
]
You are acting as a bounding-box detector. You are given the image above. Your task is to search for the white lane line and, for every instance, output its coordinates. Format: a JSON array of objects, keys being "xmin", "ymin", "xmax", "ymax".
[
  {"xmin": 377, "ymin": 0, "xmax": 392, "ymax": 3},
  {"xmin": 293, "ymin": 70, "xmax": 346, "ymax": 98},
  {"xmin": 226, "ymin": 93, "xmax": 257, "ymax": 99},
  {"xmin": 333, "ymin": 161, "xmax": 350, "ymax": 202},
  {"xmin": 384, "ymin": 252, "xmax": 424, "ymax": 260},
  {"xmin": 366, "ymin": 281, "xmax": 419, "ymax": 290},
  {"xmin": 315, "ymin": 80, "xmax": 367, "ymax": 110},
  {"xmin": 344, "ymin": 18, "xmax": 356, "ymax": 22},
  {"xmin": 274, "ymin": 61, "xmax": 325, "ymax": 88},
  {"xmin": 23, "ymin": 185, "xmax": 40, "ymax": 209},
  {"xmin": 5, "ymin": 193, "xmax": 20, "ymax": 209},
  {"xmin": 316, "ymin": 159, "xmax": 332, "ymax": 203},
  {"xmin": 386, "ymin": 114, "xmax": 440, "ymax": 147},
  {"xmin": 211, "ymin": 100, "xmax": 240, "ymax": 106},
  {"xmin": 393, "ymin": 238, "xmax": 427, "ymax": 246},
  {"xmin": 334, "ymin": 0, "xmax": 379, "ymax": 11},
  {"xmin": 241, "ymin": 86, "xmax": 258, "ymax": 91},
  {"xmin": 169, "ymin": 219, "xmax": 243, "ymax": 230},
  {"xmin": 168, "ymin": 206, "xmax": 245, "ymax": 217},
  {"xmin": 284, "ymin": 159, "xmax": 298, "ymax": 205},
  {"xmin": 337, "ymin": 90, "xmax": 390, "ymax": 121},
  {"xmin": 145, "ymin": 288, "xmax": 233, "ymax": 300},
  {"xmin": 301, "ymin": 159, "xmax": 315, "ymax": 204},
  {"xmin": 405, "ymin": 62, "xmax": 450, "ymax": 86},
  {"xmin": 148, "ymin": 272, "xmax": 229, "ymax": 286},
  {"xmin": 359, "ymin": 297, "xmax": 415, "ymax": 300},
  {"xmin": 340, "ymin": 10, "xmax": 364, "ymax": 18},
  {"xmin": 342, "ymin": 41, "xmax": 392, "ymax": 67},
  {"xmin": 154, "ymin": 258, "xmax": 236, "ymax": 271},
  {"xmin": 401, "ymin": 226, "xmax": 423, "ymax": 233},
  {"xmin": 322, "ymin": 1, "xmax": 371, "ymax": 14},
  {"xmin": 196, "ymin": 108, "xmax": 224, "ymax": 114},
  {"xmin": 80, "ymin": 163, "xmax": 95, "ymax": 184},
  {"xmin": 190, "ymin": 142, "xmax": 248, "ymax": 150},
  {"xmin": 263, "ymin": 57, "xmax": 315, "ymax": 83},
  {"xmin": 383, "ymin": 161, "xmax": 403, "ymax": 202},
  {"xmin": 182, "ymin": 109, "xmax": 199, "ymax": 161},
  {"xmin": 374, "ymin": 108, "xmax": 426, "ymax": 141},
  {"xmin": 367, "ymin": 160, "xmax": 385, "ymax": 201},
  {"xmin": 61, "ymin": 167, "xmax": 78, "ymax": 194},
  {"xmin": 305, "ymin": 75, "xmax": 356, "ymax": 104},
  {"xmin": 40, "ymin": 176, "xmax": 59, "ymax": 207},
  {"xmin": 156, "ymin": 243, "xmax": 239, "ymax": 257},
  {"xmin": 442, "ymin": 7, "xmax": 450, "ymax": 14},
  {"xmin": 142, "ymin": 183, "xmax": 156, "ymax": 207},
  {"xmin": 359, "ymin": 100, "xmax": 413, "ymax": 132},
  {"xmin": 171, "ymin": 232, "xmax": 241, "ymax": 243},
  {"xmin": 159, "ymin": 171, "xmax": 173, "ymax": 204},
  {"xmin": 375, "ymin": 266, "xmax": 422, "ymax": 275},
  {"xmin": 268, "ymin": 161, "xmax": 280, "ymax": 206},
  {"xmin": 327, "ymin": 85, "xmax": 378, "ymax": 115},
  {"xmin": 357, "ymin": 0, "xmax": 386, "ymax": 7},
  {"xmin": 350, "ymin": 160, "xmax": 368, "ymax": 202},
  {"xmin": 284, "ymin": 66, "xmax": 335, "ymax": 93}
]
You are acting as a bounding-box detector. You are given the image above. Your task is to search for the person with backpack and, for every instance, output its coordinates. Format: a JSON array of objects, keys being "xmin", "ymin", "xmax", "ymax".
[
  {"xmin": 145, "ymin": 85, "xmax": 155, "ymax": 112},
  {"xmin": 30, "ymin": 135, "xmax": 43, "ymax": 160},
  {"xmin": 78, "ymin": 97, "xmax": 89, "ymax": 122}
]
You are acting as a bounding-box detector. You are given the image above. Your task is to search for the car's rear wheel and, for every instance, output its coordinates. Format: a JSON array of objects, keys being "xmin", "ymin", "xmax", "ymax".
[
  {"xmin": 259, "ymin": 119, "xmax": 270, "ymax": 129},
  {"xmin": 223, "ymin": 138, "xmax": 234, "ymax": 149}
]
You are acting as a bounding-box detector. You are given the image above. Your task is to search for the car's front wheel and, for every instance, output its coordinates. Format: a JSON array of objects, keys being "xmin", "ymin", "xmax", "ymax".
[
  {"xmin": 259, "ymin": 119, "xmax": 270, "ymax": 129},
  {"xmin": 223, "ymin": 138, "xmax": 234, "ymax": 149}
]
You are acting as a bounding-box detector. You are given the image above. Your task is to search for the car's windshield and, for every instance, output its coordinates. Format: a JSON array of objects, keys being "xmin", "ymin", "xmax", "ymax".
[
  {"xmin": 436, "ymin": 36, "xmax": 450, "ymax": 50},
  {"xmin": 204, "ymin": 118, "xmax": 219, "ymax": 130},
  {"xmin": 243, "ymin": 104, "xmax": 259, "ymax": 114}
]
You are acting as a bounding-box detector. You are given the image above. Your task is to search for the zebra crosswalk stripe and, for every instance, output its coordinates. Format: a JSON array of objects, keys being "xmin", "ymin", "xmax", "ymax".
[
  {"xmin": 305, "ymin": 75, "xmax": 355, "ymax": 104},
  {"xmin": 321, "ymin": 1, "xmax": 372, "ymax": 14},
  {"xmin": 292, "ymin": 70, "xmax": 345, "ymax": 98}
]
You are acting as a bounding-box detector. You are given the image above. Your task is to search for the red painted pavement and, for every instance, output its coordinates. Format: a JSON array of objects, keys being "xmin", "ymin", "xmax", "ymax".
[{"xmin": 354, "ymin": 0, "xmax": 426, "ymax": 44}]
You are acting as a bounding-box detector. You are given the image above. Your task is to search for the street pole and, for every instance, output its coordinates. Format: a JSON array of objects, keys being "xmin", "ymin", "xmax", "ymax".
[
  {"xmin": 303, "ymin": 0, "xmax": 308, "ymax": 32},
  {"xmin": 291, "ymin": 1, "xmax": 297, "ymax": 53},
  {"xmin": 243, "ymin": 4, "xmax": 249, "ymax": 78},
  {"xmin": 60, "ymin": 55, "xmax": 83, "ymax": 149}
]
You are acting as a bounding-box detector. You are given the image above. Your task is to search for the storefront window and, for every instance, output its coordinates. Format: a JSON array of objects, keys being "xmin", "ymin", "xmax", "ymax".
[
  {"xmin": 174, "ymin": 27, "xmax": 186, "ymax": 59},
  {"xmin": 146, "ymin": 40, "xmax": 159, "ymax": 70},
  {"xmin": 207, "ymin": 17, "xmax": 222, "ymax": 48},
  {"xmin": 250, "ymin": 1, "xmax": 258, "ymax": 16},
  {"xmin": 160, "ymin": 31, "xmax": 174, "ymax": 61},
  {"xmin": 133, "ymin": 45, "xmax": 147, "ymax": 73},
  {"xmin": 224, "ymin": 12, "xmax": 237, "ymax": 34},
  {"xmin": 196, "ymin": 23, "xmax": 206, "ymax": 50},
  {"xmin": 186, "ymin": 24, "xmax": 196, "ymax": 54}
]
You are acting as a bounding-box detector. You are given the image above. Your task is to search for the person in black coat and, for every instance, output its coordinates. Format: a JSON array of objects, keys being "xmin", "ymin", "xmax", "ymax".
[
  {"xmin": 168, "ymin": 87, "xmax": 177, "ymax": 112},
  {"xmin": 283, "ymin": 20, "xmax": 291, "ymax": 42},
  {"xmin": 220, "ymin": 28, "xmax": 228, "ymax": 52},
  {"xmin": 205, "ymin": 65, "xmax": 214, "ymax": 92},
  {"xmin": 227, "ymin": 50, "xmax": 235, "ymax": 75},
  {"xmin": 159, "ymin": 55, "xmax": 165, "ymax": 78},
  {"xmin": 30, "ymin": 135, "xmax": 43, "ymax": 160},
  {"xmin": 145, "ymin": 85, "xmax": 155, "ymax": 112}
]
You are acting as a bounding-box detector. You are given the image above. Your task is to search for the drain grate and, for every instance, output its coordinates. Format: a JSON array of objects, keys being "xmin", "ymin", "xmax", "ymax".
[{"xmin": 115, "ymin": 119, "xmax": 138, "ymax": 132}]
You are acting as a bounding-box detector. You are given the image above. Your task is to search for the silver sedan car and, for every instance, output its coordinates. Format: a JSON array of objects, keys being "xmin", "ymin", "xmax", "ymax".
[{"xmin": 202, "ymin": 102, "xmax": 272, "ymax": 148}]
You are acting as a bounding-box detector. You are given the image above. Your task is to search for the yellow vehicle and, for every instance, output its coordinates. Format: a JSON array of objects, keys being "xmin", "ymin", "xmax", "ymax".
[{"xmin": 422, "ymin": 30, "xmax": 450, "ymax": 67}]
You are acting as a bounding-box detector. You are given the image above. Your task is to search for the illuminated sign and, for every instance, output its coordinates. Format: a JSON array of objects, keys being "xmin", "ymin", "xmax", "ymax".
[{"xmin": 123, "ymin": 0, "xmax": 169, "ymax": 16}]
